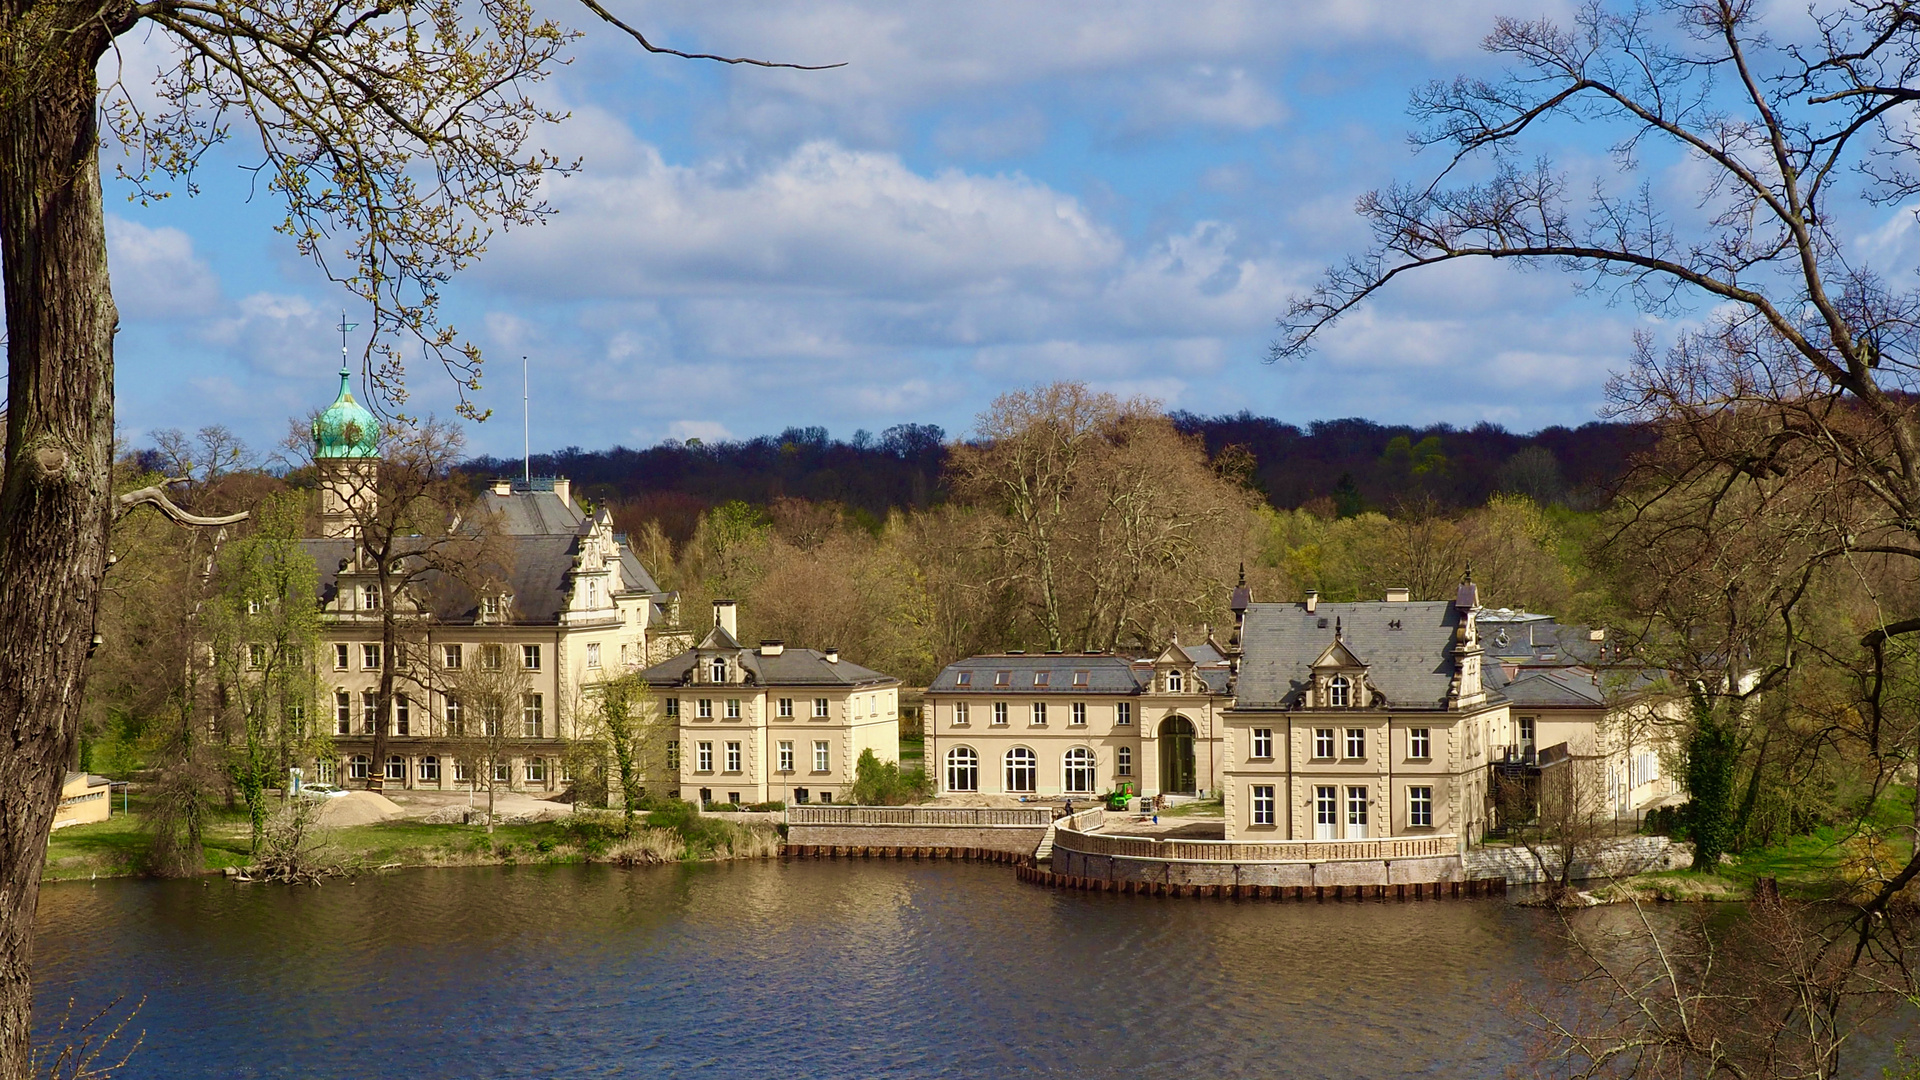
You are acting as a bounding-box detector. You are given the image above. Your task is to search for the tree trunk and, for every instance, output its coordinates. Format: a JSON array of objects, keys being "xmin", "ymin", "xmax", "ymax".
[{"xmin": 0, "ymin": 22, "xmax": 118, "ymax": 1077}]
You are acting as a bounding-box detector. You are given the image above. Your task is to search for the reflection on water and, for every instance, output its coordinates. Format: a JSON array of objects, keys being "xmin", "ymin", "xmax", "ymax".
[{"xmin": 34, "ymin": 862, "xmax": 1557, "ymax": 1079}]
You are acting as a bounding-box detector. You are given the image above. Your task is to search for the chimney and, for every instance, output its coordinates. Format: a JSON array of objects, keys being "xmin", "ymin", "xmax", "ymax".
[
  {"xmin": 1588, "ymin": 627, "xmax": 1606, "ymax": 642},
  {"xmin": 713, "ymin": 599, "xmax": 738, "ymax": 639},
  {"xmin": 1385, "ymin": 588, "xmax": 1410, "ymax": 603},
  {"xmin": 824, "ymin": 647, "xmax": 840, "ymax": 664},
  {"xmin": 1304, "ymin": 590, "xmax": 1319, "ymax": 614},
  {"xmin": 552, "ymin": 477, "xmax": 572, "ymax": 506},
  {"xmin": 491, "ymin": 478, "xmax": 512, "ymax": 496},
  {"xmin": 759, "ymin": 640, "xmax": 785, "ymax": 657}
]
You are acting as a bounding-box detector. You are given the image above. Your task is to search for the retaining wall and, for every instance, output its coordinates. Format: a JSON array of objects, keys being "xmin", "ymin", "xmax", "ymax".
[
  {"xmin": 1464, "ymin": 835, "xmax": 1687, "ymax": 885},
  {"xmin": 786, "ymin": 805, "xmax": 1055, "ymax": 856}
]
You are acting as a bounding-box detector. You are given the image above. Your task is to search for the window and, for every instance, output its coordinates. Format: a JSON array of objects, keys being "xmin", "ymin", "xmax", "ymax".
[
  {"xmin": 522, "ymin": 644, "xmax": 542, "ymax": 671},
  {"xmin": 480, "ymin": 644, "xmax": 503, "ymax": 670},
  {"xmin": 992, "ymin": 702, "xmax": 1009, "ymax": 726},
  {"xmin": 361, "ymin": 691, "xmax": 378, "ymax": 734},
  {"xmin": 1070, "ymin": 702, "xmax": 1087, "ymax": 726},
  {"xmin": 1252, "ymin": 728, "xmax": 1273, "ymax": 759},
  {"xmin": 1063, "ymin": 747, "xmax": 1095, "ymax": 793},
  {"xmin": 946, "ymin": 747, "xmax": 978, "ymax": 791},
  {"xmin": 813, "ymin": 698, "xmax": 829, "ymax": 718},
  {"xmin": 819, "ymin": 791, "xmax": 833, "ymax": 804},
  {"xmin": 1346, "ymin": 728, "xmax": 1366, "ymax": 760},
  {"xmin": 335, "ymin": 690, "xmax": 351, "ymax": 735},
  {"xmin": 778, "ymin": 741, "xmax": 795, "ymax": 772},
  {"xmin": 1313, "ymin": 728, "xmax": 1335, "ymax": 759},
  {"xmin": 333, "ymin": 643, "xmax": 349, "ymax": 670},
  {"xmin": 587, "ymin": 580, "xmax": 599, "ymax": 608},
  {"xmin": 953, "ymin": 702, "xmax": 970, "ymax": 726},
  {"xmin": 419, "ymin": 756, "xmax": 440, "ymax": 782},
  {"xmin": 585, "ymin": 643, "xmax": 601, "ymax": 669},
  {"xmin": 1005, "ymin": 747, "xmax": 1037, "ymax": 793},
  {"xmin": 1409, "ymin": 728, "xmax": 1431, "ymax": 759},
  {"xmin": 481, "ymin": 705, "xmax": 500, "ymax": 738},
  {"xmin": 247, "ymin": 644, "xmax": 267, "ymax": 670},
  {"xmin": 442, "ymin": 644, "xmax": 462, "ymax": 669},
  {"xmin": 445, "ymin": 697, "xmax": 463, "ymax": 735},
  {"xmin": 491, "ymin": 761, "xmax": 511, "ymax": 784},
  {"xmin": 362, "ymin": 643, "xmax": 382, "ymax": 670},
  {"xmin": 247, "ymin": 598, "xmax": 262, "ymax": 615},
  {"xmin": 1347, "ymin": 786, "xmax": 1369, "ymax": 836},
  {"xmin": 778, "ymin": 698, "xmax": 794, "ymax": 718},
  {"xmin": 1033, "ymin": 671, "xmax": 1050, "ymax": 687},
  {"xmin": 454, "ymin": 761, "xmax": 471, "ymax": 783},
  {"xmin": 1409, "ymin": 786, "xmax": 1433, "ymax": 828},
  {"xmin": 725, "ymin": 742, "xmax": 741, "ymax": 772},
  {"xmin": 348, "ymin": 755, "xmax": 370, "ymax": 779},
  {"xmin": 793, "ymin": 788, "xmax": 810, "ymax": 804},
  {"xmin": 385, "ymin": 755, "xmax": 404, "ymax": 781},
  {"xmin": 696, "ymin": 742, "xmax": 713, "ymax": 772},
  {"xmin": 955, "ymin": 671, "xmax": 972, "ymax": 687},
  {"xmin": 315, "ymin": 759, "xmax": 336, "ymax": 784},
  {"xmin": 1116, "ymin": 702, "xmax": 1131, "ymax": 726},
  {"xmin": 1072, "ymin": 670, "xmax": 1089, "ymax": 688},
  {"xmin": 726, "ymin": 699, "xmax": 741, "ymax": 719},
  {"xmin": 394, "ymin": 695, "xmax": 411, "ymax": 736},
  {"xmin": 1252, "ymin": 785, "xmax": 1276, "ymax": 826},
  {"xmin": 1116, "ymin": 746, "xmax": 1133, "ymax": 776},
  {"xmin": 813, "ymin": 741, "xmax": 830, "ymax": 772},
  {"xmin": 480, "ymin": 595, "xmax": 500, "ymax": 618},
  {"xmin": 526, "ymin": 758, "xmax": 547, "ymax": 784},
  {"xmin": 666, "ymin": 698, "xmax": 680, "ymax": 718},
  {"xmin": 1520, "ymin": 715, "xmax": 1536, "ymax": 745},
  {"xmin": 1166, "ymin": 670, "xmax": 1184, "ymax": 692},
  {"xmin": 1315, "ymin": 785, "xmax": 1337, "ymax": 832},
  {"xmin": 522, "ymin": 693, "xmax": 544, "ymax": 738},
  {"xmin": 360, "ymin": 584, "xmax": 380, "ymax": 611},
  {"xmin": 1328, "ymin": 674, "xmax": 1350, "ymax": 707},
  {"xmin": 697, "ymin": 699, "xmax": 713, "ymax": 719},
  {"xmin": 709, "ymin": 657, "xmax": 727, "ymax": 682},
  {"xmin": 1031, "ymin": 702, "xmax": 1048, "ymax": 726},
  {"xmin": 994, "ymin": 671, "xmax": 1010, "ymax": 687}
]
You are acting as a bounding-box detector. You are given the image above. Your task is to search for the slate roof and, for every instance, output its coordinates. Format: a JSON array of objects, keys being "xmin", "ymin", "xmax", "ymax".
[
  {"xmin": 1234, "ymin": 601, "xmax": 1465, "ymax": 711},
  {"xmin": 640, "ymin": 647, "xmax": 897, "ymax": 688},
  {"xmin": 927, "ymin": 652, "xmax": 1231, "ymax": 695},
  {"xmin": 1491, "ymin": 667, "xmax": 1608, "ymax": 708},
  {"xmin": 477, "ymin": 488, "xmax": 585, "ymax": 536}
]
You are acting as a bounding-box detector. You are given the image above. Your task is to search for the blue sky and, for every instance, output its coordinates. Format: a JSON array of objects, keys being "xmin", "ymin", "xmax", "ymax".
[{"xmin": 93, "ymin": 0, "xmax": 1920, "ymax": 459}]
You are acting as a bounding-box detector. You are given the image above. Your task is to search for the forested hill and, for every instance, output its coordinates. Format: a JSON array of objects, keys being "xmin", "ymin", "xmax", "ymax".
[{"xmin": 462, "ymin": 414, "xmax": 1650, "ymax": 541}]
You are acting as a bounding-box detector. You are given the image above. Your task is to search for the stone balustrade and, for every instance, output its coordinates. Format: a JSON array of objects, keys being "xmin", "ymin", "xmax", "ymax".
[
  {"xmin": 787, "ymin": 806, "xmax": 1056, "ymax": 827},
  {"xmin": 1053, "ymin": 828, "xmax": 1458, "ymax": 865}
]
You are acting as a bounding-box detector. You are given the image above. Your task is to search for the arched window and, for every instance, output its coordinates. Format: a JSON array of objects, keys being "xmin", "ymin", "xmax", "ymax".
[
  {"xmin": 348, "ymin": 754, "xmax": 370, "ymax": 779},
  {"xmin": 709, "ymin": 657, "xmax": 727, "ymax": 682},
  {"xmin": 418, "ymin": 756, "xmax": 440, "ymax": 782},
  {"xmin": 384, "ymin": 755, "xmax": 404, "ymax": 781},
  {"xmin": 1005, "ymin": 747, "xmax": 1037, "ymax": 793},
  {"xmin": 1329, "ymin": 675, "xmax": 1350, "ymax": 707},
  {"xmin": 1166, "ymin": 670, "xmax": 1184, "ymax": 693},
  {"xmin": 1063, "ymin": 748, "xmax": 1096, "ymax": 794},
  {"xmin": 946, "ymin": 747, "xmax": 979, "ymax": 792}
]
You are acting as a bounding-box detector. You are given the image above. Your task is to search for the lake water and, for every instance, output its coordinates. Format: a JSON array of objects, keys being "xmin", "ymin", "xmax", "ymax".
[{"xmin": 24, "ymin": 861, "xmax": 1647, "ymax": 1078}]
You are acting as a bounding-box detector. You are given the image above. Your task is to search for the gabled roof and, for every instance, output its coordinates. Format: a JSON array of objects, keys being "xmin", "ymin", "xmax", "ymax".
[
  {"xmin": 1495, "ymin": 668, "xmax": 1607, "ymax": 708},
  {"xmin": 1235, "ymin": 601, "xmax": 1465, "ymax": 710},
  {"xmin": 1155, "ymin": 641, "xmax": 1196, "ymax": 665},
  {"xmin": 1310, "ymin": 637, "xmax": 1367, "ymax": 670},
  {"xmin": 698, "ymin": 624, "xmax": 742, "ymax": 650}
]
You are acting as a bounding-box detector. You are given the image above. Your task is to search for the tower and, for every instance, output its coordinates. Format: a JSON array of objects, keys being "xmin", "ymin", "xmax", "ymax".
[{"xmin": 312, "ymin": 365, "xmax": 380, "ymax": 538}]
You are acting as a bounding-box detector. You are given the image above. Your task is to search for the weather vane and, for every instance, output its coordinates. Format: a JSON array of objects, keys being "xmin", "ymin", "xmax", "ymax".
[{"xmin": 336, "ymin": 312, "xmax": 359, "ymax": 373}]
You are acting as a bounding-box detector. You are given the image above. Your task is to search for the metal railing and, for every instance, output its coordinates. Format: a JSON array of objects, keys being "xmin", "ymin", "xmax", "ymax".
[
  {"xmin": 787, "ymin": 806, "xmax": 1055, "ymax": 827},
  {"xmin": 1051, "ymin": 828, "xmax": 1458, "ymax": 864}
]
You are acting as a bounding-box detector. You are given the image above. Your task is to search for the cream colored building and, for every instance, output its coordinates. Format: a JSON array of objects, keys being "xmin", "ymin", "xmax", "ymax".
[
  {"xmin": 923, "ymin": 643, "xmax": 1232, "ymax": 800},
  {"xmin": 52, "ymin": 772, "xmax": 112, "ymax": 829}
]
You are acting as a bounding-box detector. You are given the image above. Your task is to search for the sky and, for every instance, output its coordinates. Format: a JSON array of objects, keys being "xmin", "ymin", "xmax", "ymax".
[{"xmin": 91, "ymin": 0, "xmax": 1920, "ymax": 459}]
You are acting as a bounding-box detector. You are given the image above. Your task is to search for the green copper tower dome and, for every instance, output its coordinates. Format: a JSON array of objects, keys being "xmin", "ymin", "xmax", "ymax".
[{"xmin": 313, "ymin": 367, "xmax": 379, "ymax": 459}]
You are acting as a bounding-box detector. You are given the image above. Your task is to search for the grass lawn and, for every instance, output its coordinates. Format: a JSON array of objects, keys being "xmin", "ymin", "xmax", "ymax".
[
  {"xmin": 898, "ymin": 733, "xmax": 924, "ymax": 769},
  {"xmin": 1160, "ymin": 797, "xmax": 1225, "ymax": 818}
]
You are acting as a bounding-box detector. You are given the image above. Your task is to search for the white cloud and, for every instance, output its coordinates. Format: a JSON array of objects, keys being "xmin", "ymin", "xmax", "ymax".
[
  {"xmin": 105, "ymin": 216, "xmax": 219, "ymax": 319},
  {"xmin": 668, "ymin": 419, "xmax": 732, "ymax": 441}
]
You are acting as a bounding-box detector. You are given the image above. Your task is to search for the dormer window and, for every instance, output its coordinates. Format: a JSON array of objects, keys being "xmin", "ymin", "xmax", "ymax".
[
  {"xmin": 710, "ymin": 657, "xmax": 727, "ymax": 683},
  {"xmin": 480, "ymin": 595, "xmax": 500, "ymax": 619},
  {"xmin": 1166, "ymin": 670, "xmax": 1184, "ymax": 693},
  {"xmin": 1328, "ymin": 675, "xmax": 1350, "ymax": 707},
  {"xmin": 994, "ymin": 671, "xmax": 1011, "ymax": 687},
  {"xmin": 1072, "ymin": 671, "xmax": 1089, "ymax": 687},
  {"xmin": 587, "ymin": 580, "xmax": 600, "ymax": 608},
  {"xmin": 360, "ymin": 585, "xmax": 380, "ymax": 611},
  {"xmin": 1033, "ymin": 671, "xmax": 1049, "ymax": 687},
  {"xmin": 955, "ymin": 671, "xmax": 972, "ymax": 687}
]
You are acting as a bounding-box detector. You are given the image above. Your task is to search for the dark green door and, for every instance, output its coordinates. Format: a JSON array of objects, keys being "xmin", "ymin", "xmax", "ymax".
[{"xmin": 1159, "ymin": 716, "xmax": 1196, "ymax": 794}]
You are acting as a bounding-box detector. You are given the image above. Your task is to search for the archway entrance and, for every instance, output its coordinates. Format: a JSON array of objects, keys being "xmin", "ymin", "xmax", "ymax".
[{"xmin": 1159, "ymin": 716, "xmax": 1196, "ymax": 795}]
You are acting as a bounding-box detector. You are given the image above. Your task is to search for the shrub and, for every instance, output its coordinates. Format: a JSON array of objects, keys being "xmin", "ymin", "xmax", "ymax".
[{"xmin": 848, "ymin": 749, "xmax": 931, "ymax": 806}]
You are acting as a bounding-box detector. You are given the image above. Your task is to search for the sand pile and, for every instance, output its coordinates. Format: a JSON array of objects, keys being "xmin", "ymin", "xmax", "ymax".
[{"xmin": 316, "ymin": 791, "xmax": 405, "ymax": 828}]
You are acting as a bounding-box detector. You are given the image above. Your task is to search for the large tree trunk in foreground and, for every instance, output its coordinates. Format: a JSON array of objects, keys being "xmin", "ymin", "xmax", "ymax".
[{"xmin": 0, "ymin": 18, "xmax": 119, "ymax": 1076}]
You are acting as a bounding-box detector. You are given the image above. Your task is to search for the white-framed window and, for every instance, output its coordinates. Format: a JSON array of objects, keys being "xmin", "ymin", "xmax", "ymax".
[
  {"xmin": 1252, "ymin": 728, "xmax": 1273, "ymax": 759},
  {"xmin": 445, "ymin": 697, "xmax": 463, "ymax": 735},
  {"xmin": 442, "ymin": 643, "xmax": 462, "ymax": 669},
  {"xmin": 1166, "ymin": 669, "xmax": 1184, "ymax": 692},
  {"xmin": 247, "ymin": 643, "xmax": 267, "ymax": 670},
  {"xmin": 1313, "ymin": 728, "xmax": 1335, "ymax": 759},
  {"xmin": 1116, "ymin": 701, "xmax": 1132, "ymax": 726},
  {"xmin": 480, "ymin": 644, "xmax": 504, "ymax": 670},
  {"xmin": 1409, "ymin": 786, "xmax": 1433, "ymax": 828},
  {"xmin": 559, "ymin": 760, "xmax": 573, "ymax": 783},
  {"xmin": 394, "ymin": 695, "xmax": 411, "ymax": 736},
  {"xmin": 491, "ymin": 761, "xmax": 511, "ymax": 784},
  {"xmin": 666, "ymin": 698, "xmax": 680, "ymax": 718},
  {"xmin": 385, "ymin": 755, "xmax": 404, "ymax": 781},
  {"xmin": 362, "ymin": 643, "xmax": 382, "ymax": 670},
  {"xmin": 1031, "ymin": 702, "xmax": 1048, "ymax": 726},
  {"xmin": 1116, "ymin": 746, "xmax": 1132, "ymax": 775},
  {"xmin": 1410, "ymin": 728, "xmax": 1431, "ymax": 759},
  {"xmin": 522, "ymin": 644, "xmax": 542, "ymax": 670},
  {"xmin": 778, "ymin": 741, "xmax": 794, "ymax": 772},
  {"xmin": 778, "ymin": 697, "xmax": 794, "ymax": 718},
  {"xmin": 1063, "ymin": 747, "xmax": 1095, "ymax": 794},
  {"xmin": 1315, "ymin": 785, "xmax": 1337, "ymax": 833},
  {"xmin": 725, "ymin": 742, "xmax": 741, "ymax": 772},
  {"xmin": 993, "ymin": 702, "xmax": 1009, "ymax": 726},
  {"xmin": 247, "ymin": 598, "xmax": 263, "ymax": 615},
  {"xmin": 697, "ymin": 699, "xmax": 713, "ymax": 719},
  {"xmin": 696, "ymin": 742, "xmax": 713, "ymax": 772},
  {"xmin": 813, "ymin": 698, "xmax": 830, "ymax": 718},
  {"xmin": 481, "ymin": 706, "xmax": 500, "ymax": 738},
  {"xmin": 1252, "ymin": 785, "xmax": 1276, "ymax": 826},
  {"xmin": 348, "ymin": 754, "xmax": 370, "ymax": 779},
  {"xmin": 360, "ymin": 584, "xmax": 380, "ymax": 611},
  {"xmin": 813, "ymin": 741, "xmax": 830, "ymax": 772},
  {"xmin": 1070, "ymin": 702, "xmax": 1087, "ymax": 726},
  {"xmin": 1004, "ymin": 747, "xmax": 1036, "ymax": 793},
  {"xmin": 1328, "ymin": 674, "xmax": 1350, "ymax": 707},
  {"xmin": 419, "ymin": 756, "xmax": 440, "ymax": 782},
  {"xmin": 709, "ymin": 657, "xmax": 727, "ymax": 682},
  {"xmin": 585, "ymin": 643, "xmax": 601, "ymax": 669},
  {"xmin": 453, "ymin": 761, "xmax": 471, "ymax": 783},
  {"xmin": 334, "ymin": 690, "xmax": 351, "ymax": 735},
  {"xmin": 946, "ymin": 747, "xmax": 978, "ymax": 791},
  {"xmin": 667, "ymin": 741, "xmax": 680, "ymax": 770},
  {"xmin": 953, "ymin": 702, "xmax": 970, "ymax": 726},
  {"xmin": 726, "ymin": 699, "xmax": 741, "ymax": 719},
  {"xmin": 525, "ymin": 757, "xmax": 547, "ymax": 784},
  {"xmin": 586, "ymin": 580, "xmax": 600, "ymax": 608},
  {"xmin": 1345, "ymin": 728, "xmax": 1365, "ymax": 760},
  {"xmin": 522, "ymin": 693, "xmax": 544, "ymax": 738},
  {"xmin": 1520, "ymin": 715, "xmax": 1536, "ymax": 746},
  {"xmin": 1347, "ymin": 786, "xmax": 1369, "ymax": 836},
  {"xmin": 479, "ymin": 595, "xmax": 500, "ymax": 618},
  {"xmin": 315, "ymin": 759, "xmax": 336, "ymax": 784},
  {"xmin": 333, "ymin": 643, "xmax": 350, "ymax": 670},
  {"xmin": 361, "ymin": 690, "xmax": 377, "ymax": 734}
]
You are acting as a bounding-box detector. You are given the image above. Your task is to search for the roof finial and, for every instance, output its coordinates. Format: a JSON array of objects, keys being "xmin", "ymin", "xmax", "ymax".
[
  {"xmin": 1462, "ymin": 560, "xmax": 1474, "ymax": 584},
  {"xmin": 1237, "ymin": 562, "xmax": 1246, "ymax": 588},
  {"xmin": 1334, "ymin": 616, "xmax": 1342, "ymax": 640},
  {"xmin": 336, "ymin": 311, "xmax": 358, "ymax": 377}
]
